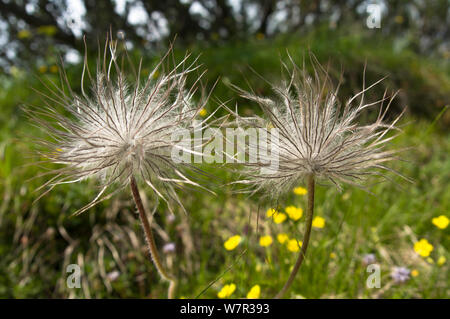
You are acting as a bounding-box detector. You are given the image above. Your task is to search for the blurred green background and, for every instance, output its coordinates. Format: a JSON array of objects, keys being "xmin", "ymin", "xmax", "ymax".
[{"xmin": 0, "ymin": 0, "xmax": 449, "ymax": 298}]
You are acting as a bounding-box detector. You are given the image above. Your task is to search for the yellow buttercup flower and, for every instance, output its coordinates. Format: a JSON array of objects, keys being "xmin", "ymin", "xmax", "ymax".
[
  {"xmin": 246, "ymin": 285, "xmax": 261, "ymax": 299},
  {"xmin": 218, "ymin": 283, "xmax": 236, "ymax": 298},
  {"xmin": 312, "ymin": 216, "xmax": 325, "ymax": 228},
  {"xmin": 437, "ymin": 256, "xmax": 446, "ymax": 266},
  {"xmin": 224, "ymin": 235, "xmax": 241, "ymax": 251},
  {"xmin": 414, "ymin": 239, "xmax": 433, "ymax": 257},
  {"xmin": 38, "ymin": 65, "xmax": 48, "ymax": 73},
  {"xmin": 432, "ymin": 215, "xmax": 449, "ymax": 229},
  {"xmin": 273, "ymin": 213, "xmax": 287, "ymax": 224},
  {"xmin": 50, "ymin": 65, "xmax": 58, "ymax": 73},
  {"xmin": 293, "ymin": 186, "xmax": 307, "ymax": 195},
  {"xmin": 285, "ymin": 206, "xmax": 303, "ymax": 221},
  {"xmin": 259, "ymin": 235, "xmax": 273, "ymax": 247},
  {"xmin": 199, "ymin": 108, "xmax": 207, "ymax": 117},
  {"xmin": 17, "ymin": 29, "xmax": 31, "ymax": 39},
  {"xmin": 277, "ymin": 233, "xmax": 289, "ymax": 244},
  {"xmin": 37, "ymin": 25, "xmax": 57, "ymax": 36},
  {"xmin": 266, "ymin": 208, "xmax": 277, "ymax": 218},
  {"xmin": 330, "ymin": 252, "xmax": 337, "ymax": 259},
  {"xmin": 287, "ymin": 239, "xmax": 302, "ymax": 252},
  {"xmin": 394, "ymin": 15, "xmax": 404, "ymax": 24},
  {"xmin": 411, "ymin": 269, "xmax": 419, "ymax": 277},
  {"xmin": 267, "ymin": 208, "xmax": 287, "ymax": 223}
]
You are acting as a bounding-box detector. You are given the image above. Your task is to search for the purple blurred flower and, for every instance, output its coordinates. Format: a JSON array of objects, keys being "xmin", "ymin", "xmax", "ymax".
[
  {"xmin": 363, "ymin": 253, "xmax": 377, "ymax": 265},
  {"xmin": 166, "ymin": 214, "xmax": 176, "ymax": 224},
  {"xmin": 163, "ymin": 242, "xmax": 176, "ymax": 254},
  {"xmin": 107, "ymin": 270, "xmax": 120, "ymax": 281},
  {"xmin": 391, "ymin": 267, "xmax": 410, "ymax": 283}
]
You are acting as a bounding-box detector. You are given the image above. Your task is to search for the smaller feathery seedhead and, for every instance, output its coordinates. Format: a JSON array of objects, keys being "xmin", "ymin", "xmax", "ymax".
[{"xmin": 229, "ymin": 54, "xmax": 407, "ymax": 198}]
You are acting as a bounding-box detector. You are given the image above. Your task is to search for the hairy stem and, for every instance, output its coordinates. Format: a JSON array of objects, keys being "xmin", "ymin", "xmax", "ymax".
[
  {"xmin": 275, "ymin": 173, "xmax": 315, "ymax": 299},
  {"xmin": 130, "ymin": 176, "xmax": 177, "ymax": 299}
]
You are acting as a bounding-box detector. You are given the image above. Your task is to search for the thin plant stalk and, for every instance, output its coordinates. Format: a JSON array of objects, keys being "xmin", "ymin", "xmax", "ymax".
[
  {"xmin": 130, "ymin": 176, "xmax": 177, "ymax": 299},
  {"xmin": 275, "ymin": 173, "xmax": 315, "ymax": 299}
]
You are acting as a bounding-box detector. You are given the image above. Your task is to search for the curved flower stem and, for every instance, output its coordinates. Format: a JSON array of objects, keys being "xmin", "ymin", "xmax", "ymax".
[
  {"xmin": 130, "ymin": 176, "xmax": 177, "ymax": 299},
  {"xmin": 275, "ymin": 173, "xmax": 315, "ymax": 299}
]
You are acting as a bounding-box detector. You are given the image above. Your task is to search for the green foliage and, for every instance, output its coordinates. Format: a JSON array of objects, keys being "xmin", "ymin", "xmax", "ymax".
[{"xmin": 189, "ymin": 26, "xmax": 450, "ymax": 123}]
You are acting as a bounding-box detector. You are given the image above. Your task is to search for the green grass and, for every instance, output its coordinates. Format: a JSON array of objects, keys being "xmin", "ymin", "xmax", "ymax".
[{"xmin": 0, "ymin": 29, "xmax": 449, "ymax": 298}]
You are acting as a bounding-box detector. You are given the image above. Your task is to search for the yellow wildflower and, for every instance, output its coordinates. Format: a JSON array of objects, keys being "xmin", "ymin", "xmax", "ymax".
[
  {"xmin": 285, "ymin": 205, "xmax": 303, "ymax": 221},
  {"xmin": 246, "ymin": 285, "xmax": 261, "ymax": 299},
  {"xmin": 432, "ymin": 215, "xmax": 449, "ymax": 229},
  {"xmin": 411, "ymin": 269, "xmax": 419, "ymax": 277},
  {"xmin": 267, "ymin": 208, "xmax": 286, "ymax": 223},
  {"xmin": 199, "ymin": 108, "xmax": 207, "ymax": 117},
  {"xmin": 224, "ymin": 235, "xmax": 241, "ymax": 251},
  {"xmin": 217, "ymin": 283, "xmax": 236, "ymax": 298},
  {"xmin": 38, "ymin": 65, "xmax": 48, "ymax": 73},
  {"xmin": 330, "ymin": 252, "xmax": 337, "ymax": 259},
  {"xmin": 394, "ymin": 15, "xmax": 404, "ymax": 24},
  {"xmin": 17, "ymin": 30, "xmax": 31, "ymax": 39},
  {"xmin": 287, "ymin": 239, "xmax": 302, "ymax": 252},
  {"xmin": 37, "ymin": 25, "xmax": 57, "ymax": 36},
  {"xmin": 437, "ymin": 256, "xmax": 446, "ymax": 266},
  {"xmin": 277, "ymin": 233, "xmax": 289, "ymax": 244},
  {"xmin": 293, "ymin": 186, "xmax": 307, "ymax": 195},
  {"xmin": 256, "ymin": 33, "xmax": 265, "ymax": 40},
  {"xmin": 427, "ymin": 257, "xmax": 434, "ymax": 264},
  {"xmin": 273, "ymin": 213, "xmax": 287, "ymax": 224},
  {"xmin": 312, "ymin": 216, "xmax": 325, "ymax": 228},
  {"xmin": 266, "ymin": 208, "xmax": 277, "ymax": 218},
  {"xmin": 49, "ymin": 65, "xmax": 58, "ymax": 73},
  {"xmin": 414, "ymin": 239, "xmax": 433, "ymax": 257},
  {"xmin": 259, "ymin": 235, "xmax": 273, "ymax": 247}
]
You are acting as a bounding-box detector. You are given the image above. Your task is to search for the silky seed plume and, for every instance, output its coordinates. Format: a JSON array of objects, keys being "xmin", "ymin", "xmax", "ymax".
[
  {"xmin": 28, "ymin": 36, "xmax": 211, "ymax": 215},
  {"xmin": 230, "ymin": 55, "xmax": 408, "ymax": 199}
]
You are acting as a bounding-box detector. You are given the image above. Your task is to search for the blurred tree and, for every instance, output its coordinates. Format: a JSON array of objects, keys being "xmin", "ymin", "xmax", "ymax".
[{"xmin": 0, "ymin": 0, "xmax": 448, "ymax": 72}]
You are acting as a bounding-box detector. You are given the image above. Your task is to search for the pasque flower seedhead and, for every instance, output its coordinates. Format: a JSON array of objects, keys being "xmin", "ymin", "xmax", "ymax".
[
  {"xmin": 28, "ymin": 36, "xmax": 210, "ymax": 214},
  {"xmin": 230, "ymin": 55, "xmax": 407, "ymax": 198}
]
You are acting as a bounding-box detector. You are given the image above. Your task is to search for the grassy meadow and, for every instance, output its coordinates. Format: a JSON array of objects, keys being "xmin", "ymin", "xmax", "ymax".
[{"xmin": 0, "ymin": 29, "xmax": 449, "ymax": 298}]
